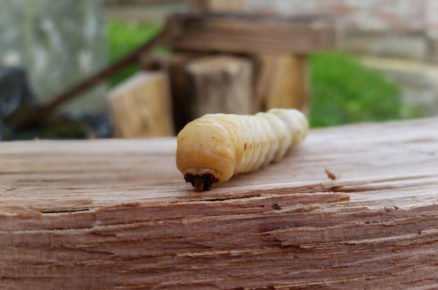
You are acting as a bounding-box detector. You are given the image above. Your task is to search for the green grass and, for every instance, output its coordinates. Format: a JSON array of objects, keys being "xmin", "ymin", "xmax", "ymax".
[
  {"xmin": 107, "ymin": 21, "xmax": 418, "ymax": 127},
  {"xmin": 309, "ymin": 52, "xmax": 418, "ymax": 127},
  {"xmin": 107, "ymin": 21, "xmax": 160, "ymax": 85}
]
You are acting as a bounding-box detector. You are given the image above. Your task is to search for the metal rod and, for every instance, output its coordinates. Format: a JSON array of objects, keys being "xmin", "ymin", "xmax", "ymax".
[{"xmin": 13, "ymin": 27, "xmax": 171, "ymax": 128}]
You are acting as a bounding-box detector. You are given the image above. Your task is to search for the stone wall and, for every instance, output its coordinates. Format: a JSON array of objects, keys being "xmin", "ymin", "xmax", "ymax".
[
  {"xmin": 0, "ymin": 0, "xmax": 108, "ymax": 113},
  {"xmin": 245, "ymin": 0, "xmax": 438, "ymax": 63},
  {"xmin": 242, "ymin": 0, "xmax": 438, "ymax": 115}
]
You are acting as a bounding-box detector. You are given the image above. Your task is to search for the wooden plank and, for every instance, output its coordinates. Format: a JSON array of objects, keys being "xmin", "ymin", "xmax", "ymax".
[
  {"xmin": 1, "ymin": 118, "xmax": 438, "ymax": 289},
  {"xmin": 107, "ymin": 72, "xmax": 174, "ymax": 138},
  {"xmin": 170, "ymin": 13, "xmax": 337, "ymax": 54}
]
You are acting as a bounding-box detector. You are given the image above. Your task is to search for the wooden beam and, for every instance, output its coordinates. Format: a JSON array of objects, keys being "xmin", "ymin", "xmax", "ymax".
[
  {"xmin": 1, "ymin": 117, "xmax": 438, "ymax": 288},
  {"xmin": 170, "ymin": 13, "xmax": 337, "ymax": 54}
]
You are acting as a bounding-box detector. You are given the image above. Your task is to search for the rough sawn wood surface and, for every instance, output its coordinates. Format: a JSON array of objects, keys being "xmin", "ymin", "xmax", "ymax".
[{"xmin": 1, "ymin": 118, "xmax": 437, "ymax": 289}]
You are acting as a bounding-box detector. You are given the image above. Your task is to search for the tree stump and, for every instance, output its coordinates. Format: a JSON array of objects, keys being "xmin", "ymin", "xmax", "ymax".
[
  {"xmin": 142, "ymin": 54, "xmax": 254, "ymax": 132},
  {"xmin": 1, "ymin": 118, "xmax": 437, "ymax": 289},
  {"xmin": 186, "ymin": 55, "xmax": 254, "ymax": 118}
]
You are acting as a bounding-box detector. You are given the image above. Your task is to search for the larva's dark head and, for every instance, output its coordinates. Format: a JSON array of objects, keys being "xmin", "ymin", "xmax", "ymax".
[
  {"xmin": 176, "ymin": 119, "xmax": 236, "ymax": 191},
  {"xmin": 184, "ymin": 173, "xmax": 218, "ymax": 192}
]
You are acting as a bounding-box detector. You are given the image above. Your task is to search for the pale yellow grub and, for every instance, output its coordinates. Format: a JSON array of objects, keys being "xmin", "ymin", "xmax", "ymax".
[{"xmin": 176, "ymin": 109, "xmax": 308, "ymax": 191}]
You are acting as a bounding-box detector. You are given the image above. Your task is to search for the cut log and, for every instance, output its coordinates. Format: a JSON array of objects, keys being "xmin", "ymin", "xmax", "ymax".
[
  {"xmin": 186, "ymin": 55, "xmax": 254, "ymax": 118},
  {"xmin": 143, "ymin": 54, "xmax": 254, "ymax": 131},
  {"xmin": 261, "ymin": 54, "xmax": 309, "ymax": 112},
  {"xmin": 14, "ymin": 13, "xmax": 336, "ymax": 128},
  {"xmin": 107, "ymin": 72, "xmax": 174, "ymax": 138},
  {"xmin": 141, "ymin": 53, "xmax": 197, "ymax": 134},
  {"xmin": 1, "ymin": 118, "xmax": 438, "ymax": 289}
]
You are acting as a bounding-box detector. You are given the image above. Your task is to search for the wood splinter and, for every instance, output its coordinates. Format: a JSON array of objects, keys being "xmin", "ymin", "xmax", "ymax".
[{"xmin": 177, "ymin": 108, "xmax": 308, "ymax": 191}]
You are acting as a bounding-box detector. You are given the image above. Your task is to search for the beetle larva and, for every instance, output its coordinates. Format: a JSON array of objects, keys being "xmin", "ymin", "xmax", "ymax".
[{"xmin": 176, "ymin": 108, "xmax": 308, "ymax": 191}]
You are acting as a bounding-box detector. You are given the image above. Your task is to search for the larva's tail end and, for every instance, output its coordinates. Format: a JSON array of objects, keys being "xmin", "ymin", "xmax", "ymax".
[{"xmin": 184, "ymin": 173, "xmax": 219, "ymax": 192}]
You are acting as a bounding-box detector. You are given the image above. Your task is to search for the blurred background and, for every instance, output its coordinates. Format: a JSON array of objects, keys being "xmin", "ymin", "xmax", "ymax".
[{"xmin": 1, "ymin": 0, "xmax": 437, "ymax": 140}]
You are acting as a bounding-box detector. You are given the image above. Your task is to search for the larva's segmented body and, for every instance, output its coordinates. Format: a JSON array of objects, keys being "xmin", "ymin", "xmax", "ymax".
[{"xmin": 176, "ymin": 109, "xmax": 308, "ymax": 191}]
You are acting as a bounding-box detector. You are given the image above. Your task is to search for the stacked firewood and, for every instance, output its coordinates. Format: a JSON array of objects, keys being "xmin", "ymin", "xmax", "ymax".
[{"xmin": 106, "ymin": 13, "xmax": 335, "ymax": 137}]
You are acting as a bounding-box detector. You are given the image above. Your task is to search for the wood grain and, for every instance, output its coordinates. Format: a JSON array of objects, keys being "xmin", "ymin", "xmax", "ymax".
[
  {"xmin": 170, "ymin": 13, "xmax": 336, "ymax": 54},
  {"xmin": 1, "ymin": 118, "xmax": 438, "ymax": 289},
  {"xmin": 186, "ymin": 56, "xmax": 254, "ymax": 117}
]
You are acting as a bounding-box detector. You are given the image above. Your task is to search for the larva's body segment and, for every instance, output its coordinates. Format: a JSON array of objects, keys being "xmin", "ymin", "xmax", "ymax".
[{"xmin": 176, "ymin": 109, "xmax": 308, "ymax": 191}]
